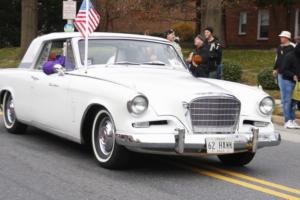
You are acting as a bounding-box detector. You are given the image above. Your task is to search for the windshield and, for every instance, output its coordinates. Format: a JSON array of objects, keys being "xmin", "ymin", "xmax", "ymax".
[{"xmin": 78, "ymin": 39, "xmax": 185, "ymax": 69}]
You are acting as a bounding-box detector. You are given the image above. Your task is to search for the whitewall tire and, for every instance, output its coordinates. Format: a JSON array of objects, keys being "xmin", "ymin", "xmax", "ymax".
[
  {"xmin": 92, "ymin": 109, "xmax": 130, "ymax": 169},
  {"xmin": 3, "ymin": 92, "xmax": 27, "ymax": 134}
]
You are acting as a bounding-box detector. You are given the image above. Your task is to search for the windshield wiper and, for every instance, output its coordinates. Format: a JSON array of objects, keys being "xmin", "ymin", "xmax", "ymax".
[
  {"xmin": 142, "ymin": 61, "xmax": 166, "ymax": 66},
  {"xmin": 114, "ymin": 61, "xmax": 140, "ymax": 65}
]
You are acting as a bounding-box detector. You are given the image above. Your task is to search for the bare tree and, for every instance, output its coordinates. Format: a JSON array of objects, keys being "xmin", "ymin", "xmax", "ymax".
[
  {"xmin": 96, "ymin": 0, "xmax": 141, "ymax": 31},
  {"xmin": 195, "ymin": 0, "xmax": 202, "ymax": 34},
  {"xmin": 96, "ymin": 0, "xmax": 195, "ymax": 32},
  {"xmin": 20, "ymin": 0, "xmax": 37, "ymax": 57}
]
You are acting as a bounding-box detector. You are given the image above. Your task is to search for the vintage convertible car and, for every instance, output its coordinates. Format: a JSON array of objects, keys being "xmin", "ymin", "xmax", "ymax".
[{"xmin": 0, "ymin": 32, "xmax": 280, "ymax": 169}]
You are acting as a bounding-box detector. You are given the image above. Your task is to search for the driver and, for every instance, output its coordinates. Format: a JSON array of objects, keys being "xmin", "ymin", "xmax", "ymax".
[{"xmin": 144, "ymin": 47, "xmax": 158, "ymax": 62}]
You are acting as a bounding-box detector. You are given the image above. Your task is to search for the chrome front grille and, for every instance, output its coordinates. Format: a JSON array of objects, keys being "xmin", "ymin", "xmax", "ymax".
[{"xmin": 189, "ymin": 95, "xmax": 241, "ymax": 133}]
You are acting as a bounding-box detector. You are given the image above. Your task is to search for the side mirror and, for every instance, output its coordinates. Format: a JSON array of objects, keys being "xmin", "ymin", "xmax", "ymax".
[{"xmin": 54, "ymin": 64, "xmax": 65, "ymax": 76}]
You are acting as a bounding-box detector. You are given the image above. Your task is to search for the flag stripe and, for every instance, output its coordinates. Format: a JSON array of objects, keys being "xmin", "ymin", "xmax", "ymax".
[{"xmin": 74, "ymin": 0, "xmax": 101, "ymax": 38}]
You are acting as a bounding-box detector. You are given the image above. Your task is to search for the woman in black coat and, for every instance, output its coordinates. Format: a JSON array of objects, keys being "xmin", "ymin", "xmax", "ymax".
[{"xmin": 186, "ymin": 35, "xmax": 209, "ymax": 78}]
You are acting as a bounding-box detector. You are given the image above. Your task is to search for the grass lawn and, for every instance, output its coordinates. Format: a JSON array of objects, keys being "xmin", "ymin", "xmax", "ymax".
[
  {"xmin": 0, "ymin": 48, "xmax": 21, "ymax": 68},
  {"xmin": 222, "ymin": 49, "xmax": 276, "ymax": 85}
]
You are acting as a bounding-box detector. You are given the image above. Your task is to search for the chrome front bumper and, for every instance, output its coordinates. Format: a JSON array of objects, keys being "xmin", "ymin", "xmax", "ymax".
[{"xmin": 116, "ymin": 128, "xmax": 281, "ymax": 155}]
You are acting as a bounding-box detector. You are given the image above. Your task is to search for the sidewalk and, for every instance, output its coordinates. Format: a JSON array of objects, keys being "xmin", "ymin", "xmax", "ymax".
[
  {"xmin": 272, "ymin": 115, "xmax": 300, "ymax": 126},
  {"xmin": 274, "ymin": 124, "xmax": 300, "ymax": 143},
  {"xmin": 273, "ymin": 99, "xmax": 300, "ymax": 126}
]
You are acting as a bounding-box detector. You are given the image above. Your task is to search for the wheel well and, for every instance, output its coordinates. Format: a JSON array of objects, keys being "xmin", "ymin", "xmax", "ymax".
[
  {"xmin": 0, "ymin": 90, "xmax": 9, "ymax": 111},
  {"xmin": 81, "ymin": 104, "xmax": 106, "ymax": 146}
]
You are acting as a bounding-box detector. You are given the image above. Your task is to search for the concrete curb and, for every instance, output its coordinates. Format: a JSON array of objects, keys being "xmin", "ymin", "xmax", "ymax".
[{"xmin": 272, "ymin": 115, "xmax": 300, "ymax": 126}]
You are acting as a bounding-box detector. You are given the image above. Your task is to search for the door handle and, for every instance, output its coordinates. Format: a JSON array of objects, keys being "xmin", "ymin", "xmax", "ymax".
[
  {"xmin": 31, "ymin": 76, "xmax": 39, "ymax": 81},
  {"xmin": 49, "ymin": 83, "xmax": 59, "ymax": 87}
]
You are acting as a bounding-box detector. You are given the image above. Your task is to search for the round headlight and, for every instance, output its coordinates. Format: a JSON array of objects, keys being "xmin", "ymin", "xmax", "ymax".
[
  {"xmin": 127, "ymin": 95, "xmax": 148, "ymax": 115},
  {"xmin": 259, "ymin": 97, "xmax": 274, "ymax": 115}
]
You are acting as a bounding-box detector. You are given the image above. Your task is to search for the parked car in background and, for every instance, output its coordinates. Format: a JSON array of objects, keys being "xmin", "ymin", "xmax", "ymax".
[{"xmin": 0, "ymin": 33, "xmax": 280, "ymax": 169}]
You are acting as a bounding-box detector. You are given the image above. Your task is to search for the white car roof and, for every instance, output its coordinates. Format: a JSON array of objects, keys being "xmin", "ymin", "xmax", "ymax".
[
  {"xmin": 37, "ymin": 32, "xmax": 168, "ymax": 42},
  {"xmin": 20, "ymin": 32, "xmax": 169, "ymax": 67}
]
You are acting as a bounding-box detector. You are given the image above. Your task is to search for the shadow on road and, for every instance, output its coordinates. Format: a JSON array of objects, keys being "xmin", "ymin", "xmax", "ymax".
[{"xmin": 0, "ymin": 119, "xmax": 256, "ymax": 176}]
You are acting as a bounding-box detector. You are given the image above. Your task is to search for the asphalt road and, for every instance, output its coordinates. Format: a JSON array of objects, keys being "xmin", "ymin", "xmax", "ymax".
[{"xmin": 0, "ymin": 116, "xmax": 299, "ymax": 200}]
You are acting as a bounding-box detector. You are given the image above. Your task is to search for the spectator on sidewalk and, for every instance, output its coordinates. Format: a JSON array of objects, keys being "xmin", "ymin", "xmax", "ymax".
[
  {"xmin": 281, "ymin": 43, "xmax": 300, "ymax": 129},
  {"xmin": 165, "ymin": 29, "xmax": 183, "ymax": 59},
  {"xmin": 186, "ymin": 35, "xmax": 209, "ymax": 78},
  {"xmin": 204, "ymin": 27, "xmax": 222, "ymax": 79},
  {"xmin": 273, "ymin": 31, "xmax": 295, "ymax": 96}
]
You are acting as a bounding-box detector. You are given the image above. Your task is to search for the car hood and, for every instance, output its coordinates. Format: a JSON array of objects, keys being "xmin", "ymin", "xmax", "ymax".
[
  {"xmin": 74, "ymin": 66, "xmax": 231, "ymax": 96},
  {"xmin": 71, "ymin": 67, "xmax": 267, "ymax": 117}
]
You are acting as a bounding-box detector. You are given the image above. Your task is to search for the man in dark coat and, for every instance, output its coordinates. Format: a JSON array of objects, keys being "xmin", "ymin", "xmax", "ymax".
[
  {"xmin": 273, "ymin": 31, "xmax": 295, "ymax": 96},
  {"xmin": 204, "ymin": 27, "xmax": 222, "ymax": 79},
  {"xmin": 281, "ymin": 43, "xmax": 300, "ymax": 129},
  {"xmin": 273, "ymin": 31, "xmax": 295, "ymax": 76}
]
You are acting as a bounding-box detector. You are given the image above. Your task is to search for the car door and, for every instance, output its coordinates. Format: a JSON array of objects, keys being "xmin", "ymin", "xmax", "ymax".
[{"xmin": 30, "ymin": 39, "xmax": 76, "ymax": 135}]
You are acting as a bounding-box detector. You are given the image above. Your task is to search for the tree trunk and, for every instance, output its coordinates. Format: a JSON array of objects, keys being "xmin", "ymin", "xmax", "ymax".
[
  {"xmin": 286, "ymin": 5, "xmax": 291, "ymax": 31},
  {"xmin": 201, "ymin": 0, "xmax": 223, "ymax": 43},
  {"xmin": 195, "ymin": 0, "xmax": 201, "ymax": 34},
  {"xmin": 20, "ymin": 0, "xmax": 37, "ymax": 57}
]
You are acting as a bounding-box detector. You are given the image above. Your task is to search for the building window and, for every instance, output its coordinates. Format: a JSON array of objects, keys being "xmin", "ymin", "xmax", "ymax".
[
  {"xmin": 295, "ymin": 9, "xmax": 300, "ymax": 38},
  {"xmin": 239, "ymin": 12, "xmax": 247, "ymax": 35},
  {"xmin": 257, "ymin": 9, "xmax": 269, "ymax": 40}
]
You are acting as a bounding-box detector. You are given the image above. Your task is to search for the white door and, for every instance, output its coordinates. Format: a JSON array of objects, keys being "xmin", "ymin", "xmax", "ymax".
[
  {"xmin": 30, "ymin": 70, "xmax": 73, "ymax": 133},
  {"xmin": 29, "ymin": 39, "xmax": 77, "ymax": 136},
  {"xmin": 10, "ymin": 69, "xmax": 36, "ymax": 123}
]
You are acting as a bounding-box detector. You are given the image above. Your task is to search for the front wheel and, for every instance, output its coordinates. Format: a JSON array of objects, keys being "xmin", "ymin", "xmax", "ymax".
[
  {"xmin": 3, "ymin": 92, "xmax": 27, "ymax": 134},
  {"xmin": 218, "ymin": 152, "xmax": 255, "ymax": 166},
  {"xmin": 92, "ymin": 109, "xmax": 130, "ymax": 169}
]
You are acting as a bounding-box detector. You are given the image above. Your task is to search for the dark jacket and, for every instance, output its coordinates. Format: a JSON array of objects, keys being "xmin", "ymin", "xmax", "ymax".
[
  {"xmin": 274, "ymin": 43, "xmax": 294, "ymax": 73},
  {"xmin": 189, "ymin": 46, "xmax": 209, "ymax": 78},
  {"xmin": 204, "ymin": 38, "xmax": 222, "ymax": 72},
  {"xmin": 281, "ymin": 44, "xmax": 300, "ymax": 82}
]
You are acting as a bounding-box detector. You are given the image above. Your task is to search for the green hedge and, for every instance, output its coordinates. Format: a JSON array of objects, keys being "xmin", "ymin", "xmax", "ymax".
[
  {"xmin": 257, "ymin": 68, "xmax": 279, "ymax": 90},
  {"xmin": 222, "ymin": 62, "xmax": 242, "ymax": 82}
]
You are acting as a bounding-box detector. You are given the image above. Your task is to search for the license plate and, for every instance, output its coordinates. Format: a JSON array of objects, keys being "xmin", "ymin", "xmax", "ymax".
[{"xmin": 206, "ymin": 137, "xmax": 234, "ymax": 154}]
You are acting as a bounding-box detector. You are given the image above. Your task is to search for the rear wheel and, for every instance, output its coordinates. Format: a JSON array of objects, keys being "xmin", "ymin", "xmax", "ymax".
[
  {"xmin": 3, "ymin": 92, "xmax": 27, "ymax": 134},
  {"xmin": 218, "ymin": 152, "xmax": 255, "ymax": 166},
  {"xmin": 92, "ymin": 109, "xmax": 130, "ymax": 169}
]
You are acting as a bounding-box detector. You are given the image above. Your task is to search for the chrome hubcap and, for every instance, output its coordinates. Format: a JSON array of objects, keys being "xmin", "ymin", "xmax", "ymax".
[
  {"xmin": 5, "ymin": 97, "xmax": 16, "ymax": 126},
  {"xmin": 98, "ymin": 117, "xmax": 114, "ymax": 156}
]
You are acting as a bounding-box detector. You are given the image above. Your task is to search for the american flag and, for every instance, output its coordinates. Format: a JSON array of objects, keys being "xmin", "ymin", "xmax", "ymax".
[{"xmin": 74, "ymin": 0, "xmax": 100, "ymax": 38}]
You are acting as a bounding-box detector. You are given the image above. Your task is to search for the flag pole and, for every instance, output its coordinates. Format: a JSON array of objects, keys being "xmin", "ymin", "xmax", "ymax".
[{"xmin": 84, "ymin": 0, "xmax": 89, "ymax": 74}]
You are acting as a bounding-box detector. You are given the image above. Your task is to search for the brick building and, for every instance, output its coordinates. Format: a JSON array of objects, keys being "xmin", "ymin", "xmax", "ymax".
[
  {"xmin": 94, "ymin": 0, "xmax": 300, "ymax": 48},
  {"xmin": 224, "ymin": 1, "xmax": 300, "ymax": 48}
]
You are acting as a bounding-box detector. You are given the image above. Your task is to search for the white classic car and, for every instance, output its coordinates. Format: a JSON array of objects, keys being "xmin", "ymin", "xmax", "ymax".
[{"xmin": 0, "ymin": 32, "xmax": 280, "ymax": 169}]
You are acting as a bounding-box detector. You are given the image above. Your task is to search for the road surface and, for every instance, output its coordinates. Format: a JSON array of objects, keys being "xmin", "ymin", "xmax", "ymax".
[{"xmin": 0, "ymin": 116, "xmax": 299, "ymax": 200}]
